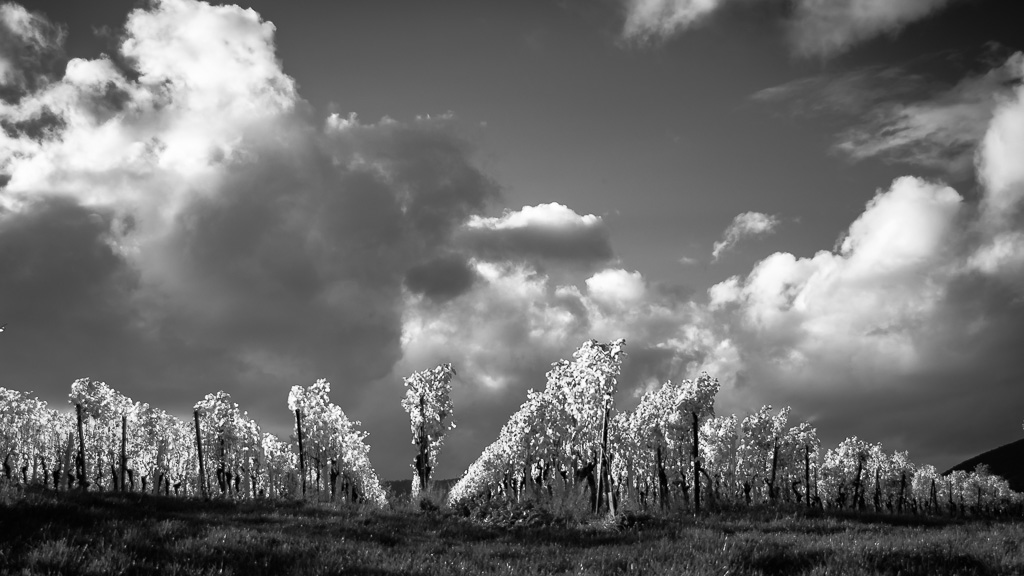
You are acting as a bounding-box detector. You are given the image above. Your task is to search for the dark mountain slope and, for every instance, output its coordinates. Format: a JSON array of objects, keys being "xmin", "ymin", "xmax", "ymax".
[{"xmin": 943, "ymin": 438, "xmax": 1024, "ymax": 493}]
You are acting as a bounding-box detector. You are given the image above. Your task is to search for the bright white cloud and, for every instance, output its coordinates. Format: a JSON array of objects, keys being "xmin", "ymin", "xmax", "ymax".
[
  {"xmin": 620, "ymin": 0, "xmax": 726, "ymax": 44},
  {"xmin": 466, "ymin": 202, "xmax": 601, "ymax": 231},
  {"xmin": 0, "ymin": 0, "xmax": 298, "ymax": 231},
  {"xmin": 585, "ymin": 268, "xmax": 647, "ymax": 307},
  {"xmin": 978, "ymin": 54, "xmax": 1024, "ymax": 228},
  {"xmin": 713, "ymin": 178, "xmax": 962, "ymax": 356},
  {"xmin": 399, "ymin": 260, "xmax": 712, "ymax": 401},
  {"xmin": 968, "ymin": 231, "xmax": 1024, "ymax": 280},
  {"xmin": 712, "ymin": 211, "xmax": 781, "ymax": 261},
  {"xmin": 0, "ymin": 0, "xmax": 498, "ymax": 423},
  {"xmin": 457, "ymin": 203, "xmax": 613, "ymax": 265}
]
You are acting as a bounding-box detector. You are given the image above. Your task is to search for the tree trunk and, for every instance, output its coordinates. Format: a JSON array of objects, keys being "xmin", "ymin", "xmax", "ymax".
[
  {"xmin": 295, "ymin": 408, "xmax": 306, "ymax": 498},
  {"xmin": 599, "ymin": 405, "xmax": 615, "ymax": 516},
  {"xmin": 873, "ymin": 466, "xmax": 881, "ymax": 512},
  {"xmin": 75, "ymin": 404, "xmax": 87, "ymax": 491},
  {"xmin": 898, "ymin": 472, "xmax": 906, "ymax": 514},
  {"xmin": 656, "ymin": 444, "xmax": 669, "ymax": 511},
  {"xmin": 768, "ymin": 440, "xmax": 779, "ymax": 504},
  {"xmin": 853, "ymin": 457, "xmax": 864, "ymax": 510},
  {"xmin": 804, "ymin": 445, "xmax": 811, "ymax": 509},
  {"xmin": 416, "ymin": 395, "xmax": 430, "ymax": 492},
  {"xmin": 119, "ymin": 415, "xmax": 127, "ymax": 492},
  {"xmin": 194, "ymin": 409, "xmax": 208, "ymax": 499},
  {"xmin": 692, "ymin": 411, "xmax": 700, "ymax": 516}
]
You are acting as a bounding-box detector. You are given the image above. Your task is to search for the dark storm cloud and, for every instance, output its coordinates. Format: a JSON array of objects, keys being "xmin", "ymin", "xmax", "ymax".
[
  {"xmin": 455, "ymin": 202, "xmax": 613, "ymax": 268},
  {"xmin": 0, "ymin": 196, "xmax": 179, "ymax": 403},
  {"xmin": 0, "ymin": 1, "xmax": 503, "ymax": 445},
  {"xmin": 404, "ymin": 254, "xmax": 478, "ymax": 303},
  {"xmin": 325, "ymin": 113, "xmax": 500, "ymax": 247},
  {"xmin": 0, "ymin": 196, "xmax": 133, "ymax": 334}
]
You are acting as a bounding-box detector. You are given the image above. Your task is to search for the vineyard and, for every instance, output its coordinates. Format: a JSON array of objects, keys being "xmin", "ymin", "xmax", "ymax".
[
  {"xmin": 1, "ymin": 378, "xmax": 386, "ymax": 507},
  {"xmin": 1, "ymin": 339, "xmax": 1022, "ymax": 521}
]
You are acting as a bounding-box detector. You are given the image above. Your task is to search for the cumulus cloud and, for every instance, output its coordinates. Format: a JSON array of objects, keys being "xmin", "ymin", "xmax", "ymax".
[
  {"xmin": 0, "ymin": 0, "xmax": 500, "ymax": 441},
  {"xmin": 702, "ymin": 83, "xmax": 1024, "ymax": 466},
  {"xmin": 619, "ymin": 0, "xmax": 963, "ymax": 57},
  {"xmin": 711, "ymin": 211, "xmax": 781, "ymax": 261},
  {"xmin": 404, "ymin": 37, "xmax": 1024, "ymax": 477},
  {"xmin": 394, "ymin": 261, "xmax": 724, "ymax": 476},
  {"xmin": 0, "ymin": 2, "xmax": 64, "ymax": 95},
  {"xmin": 456, "ymin": 202, "xmax": 613, "ymax": 268},
  {"xmin": 701, "ymin": 53, "xmax": 1024, "ymax": 468},
  {"xmin": 585, "ymin": 268, "xmax": 647, "ymax": 307},
  {"xmin": 978, "ymin": 55, "xmax": 1024, "ymax": 228},
  {"xmin": 4, "ymin": 0, "xmax": 1024, "ymax": 482},
  {"xmin": 710, "ymin": 178, "xmax": 963, "ymax": 371}
]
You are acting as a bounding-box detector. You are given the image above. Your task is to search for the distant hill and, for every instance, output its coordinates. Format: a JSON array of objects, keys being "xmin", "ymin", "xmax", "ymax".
[
  {"xmin": 382, "ymin": 478, "xmax": 460, "ymax": 501},
  {"xmin": 943, "ymin": 438, "xmax": 1024, "ymax": 493}
]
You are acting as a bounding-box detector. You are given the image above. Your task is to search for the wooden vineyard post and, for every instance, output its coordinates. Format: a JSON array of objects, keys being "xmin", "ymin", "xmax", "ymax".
[
  {"xmin": 119, "ymin": 415, "xmax": 127, "ymax": 492},
  {"xmin": 692, "ymin": 411, "xmax": 700, "ymax": 516},
  {"xmin": 295, "ymin": 409, "xmax": 306, "ymax": 497},
  {"xmin": 75, "ymin": 403, "xmax": 87, "ymax": 490},
  {"xmin": 805, "ymin": 445, "xmax": 811, "ymax": 508},
  {"xmin": 194, "ymin": 409, "xmax": 208, "ymax": 499},
  {"xmin": 899, "ymin": 472, "xmax": 907, "ymax": 514},
  {"xmin": 415, "ymin": 395, "xmax": 429, "ymax": 493},
  {"xmin": 602, "ymin": 405, "xmax": 615, "ymax": 516}
]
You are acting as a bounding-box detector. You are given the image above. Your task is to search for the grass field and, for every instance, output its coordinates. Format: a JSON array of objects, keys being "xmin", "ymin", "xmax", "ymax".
[{"xmin": 1, "ymin": 489, "xmax": 1022, "ymax": 575}]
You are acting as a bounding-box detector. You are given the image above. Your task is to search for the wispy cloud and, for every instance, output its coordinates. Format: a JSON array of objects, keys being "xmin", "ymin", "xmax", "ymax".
[
  {"xmin": 787, "ymin": 0, "xmax": 959, "ymax": 58},
  {"xmin": 751, "ymin": 65, "xmax": 926, "ymax": 116},
  {"xmin": 754, "ymin": 51, "xmax": 1024, "ymax": 178},
  {"xmin": 837, "ymin": 53, "xmax": 1023, "ymax": 176},
  {"xmin": 620, "ymin": 0, "xmax": 729, "ymax": 45},
  {"xmin": 678, "ymin": 255, "xmax": 700, "ymax": 266},
  {"xmin": 712, "ymin": 211, "xmax": 781, "ymax": 261},
  {"xmin": 619, "ymin": 0, "xmax": 965, "ymax": 57}
]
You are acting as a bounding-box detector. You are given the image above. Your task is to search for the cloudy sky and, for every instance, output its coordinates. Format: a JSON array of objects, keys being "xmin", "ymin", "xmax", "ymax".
[{"xmin": 1, "ymin": 0, "xmax": 1022, "ymax": 480}]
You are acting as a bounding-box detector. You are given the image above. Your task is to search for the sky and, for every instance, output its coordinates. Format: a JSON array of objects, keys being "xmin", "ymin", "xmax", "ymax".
[{"xmin": 1, "ymin": 0, "xmax": 1022, "ymax": 481}]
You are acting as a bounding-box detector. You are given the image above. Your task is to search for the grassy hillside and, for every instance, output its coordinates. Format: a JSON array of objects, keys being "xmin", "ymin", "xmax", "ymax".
[
  {"xmin": 1, "ymin": 489, "xmax": 1022, "ymax": 575},
  {"xmin": 945, "ymin": 438, "xmax": 1024, "ymax": 493}
]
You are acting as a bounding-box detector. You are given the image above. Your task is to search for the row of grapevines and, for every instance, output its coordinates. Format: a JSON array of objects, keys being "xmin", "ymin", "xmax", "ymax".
[
  {"xmin": 0, "ymin": 378, "xmax": 385, "ymax": 506},
  {"xmin": 448, "ymin": 339, "xmax": 1024, "ymax": 516}
]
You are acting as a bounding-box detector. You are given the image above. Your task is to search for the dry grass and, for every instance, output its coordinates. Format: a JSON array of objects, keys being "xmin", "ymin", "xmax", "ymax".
[{"xmin": 1, "ymin": 488, "xmax": 1022, "ymax": 575}]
